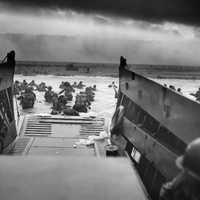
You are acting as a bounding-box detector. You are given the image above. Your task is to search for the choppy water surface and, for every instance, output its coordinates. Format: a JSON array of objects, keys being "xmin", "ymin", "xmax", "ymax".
[
  {"xmin": 153, "ymin": 78, "xmax": 200, "ymax": 101},
  {"xmin": 14, "ymin": 75, "xmax": 118, "ymax": 120},
  {"xmin": 14, "ymin": 75, "xmax": 200, "ymax": 122}
]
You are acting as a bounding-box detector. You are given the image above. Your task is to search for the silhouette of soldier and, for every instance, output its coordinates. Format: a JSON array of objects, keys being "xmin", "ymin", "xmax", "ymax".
[
  {"xmin": 6, "ymin": 50, "xmax": 15, "ymax": 66},
  {"xmin": 44, "ymin": 86, "xmax": 54, "ymax": 102},
  {"xmin": 120, "ymin": 56, "xmax": 127, "ymax": 68},
  {"xmin": 20, "ymin": 87, "xmax": 36, "ymax": 109},
  {"xmin": 160, "ymin": 138, "xmax": 200, "ymax": 200}
]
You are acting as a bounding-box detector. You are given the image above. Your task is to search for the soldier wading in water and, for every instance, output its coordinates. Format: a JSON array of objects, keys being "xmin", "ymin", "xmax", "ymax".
[
  {"xmin": 20, "ymin": 87, "xmax": 36, "ymax": 109},
  {"xmin": 160, "ymin": 138, "xmax": 200, "ymax": 200}
]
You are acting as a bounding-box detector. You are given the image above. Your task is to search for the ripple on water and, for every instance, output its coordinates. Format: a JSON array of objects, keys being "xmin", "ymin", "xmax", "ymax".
[{"xmin": 14, "ymin": 75, "xmax": 118, "ymax": 120}]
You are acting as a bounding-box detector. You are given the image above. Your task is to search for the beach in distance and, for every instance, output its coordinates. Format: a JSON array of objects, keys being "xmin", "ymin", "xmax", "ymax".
[
  {"xmin": 13, "ymin": 60, "xmax": 200, "ymax": 118},
  {"xmin": 16, "ymin": 60, "xmax": 200, "ymax": 79}
]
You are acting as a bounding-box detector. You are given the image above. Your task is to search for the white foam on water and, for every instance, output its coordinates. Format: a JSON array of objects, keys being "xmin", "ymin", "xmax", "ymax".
[
  {"xmin": 14, "ymin": 75, "xmax": 200, "ymax": 123},
  {"xmin": 14, "ymin": 75, "xmax": 118, "ymax": 119},
  {"xmin": 153, "ymin": 78, "xmax": 200, "ymax": 101}
]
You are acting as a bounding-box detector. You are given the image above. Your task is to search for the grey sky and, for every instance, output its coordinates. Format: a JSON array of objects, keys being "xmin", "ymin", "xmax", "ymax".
[{"xmin": 0, "ymin": 1, "xmax": 200, "ymax": 65}]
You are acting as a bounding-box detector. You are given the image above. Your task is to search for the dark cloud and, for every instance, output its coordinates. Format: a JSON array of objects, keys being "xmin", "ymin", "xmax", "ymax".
[
  {"xmin": 1, "ymin": 33, "xmax": 200, "ymax": 65},
  {"xmin": 0, "ymin": 0, "xmax": 199, "ymax": 26}
]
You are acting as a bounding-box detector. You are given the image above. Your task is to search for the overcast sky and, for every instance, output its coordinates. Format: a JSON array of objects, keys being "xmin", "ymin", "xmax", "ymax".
[{"xmin": 0, "ymin": 1, "xmax": 200, "ymax": 65}]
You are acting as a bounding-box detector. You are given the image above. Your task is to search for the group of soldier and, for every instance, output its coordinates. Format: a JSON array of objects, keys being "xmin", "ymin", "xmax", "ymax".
[
  {"xmin": 14, "ymin": 80, "xmax": 48, "ymax": 95},
  {"xmin": 14, "ymin": 79, "xmax": 97, "ymax": 116},
  {"xmin": 165, "ymin": 84, "xmax": 200, "ymax": 102},
  {"xmin": 73, "ymin": 85, "xmax": 96, "ymax": 113},
  {"xmin": 164, "ymin": 84, "xmax": 182, "ymax": 94},
  {"xmin": 14, "ymin": 80, "xmax": 37, "ymax": 109},
  {"xmin": 48, "ymin": 81, "xmax": 96, "ymax": 116}
]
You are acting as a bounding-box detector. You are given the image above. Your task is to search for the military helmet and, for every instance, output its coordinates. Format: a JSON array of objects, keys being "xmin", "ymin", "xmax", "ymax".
[
  {"xmin": 63, "ymin": 82, "xmax": 70, "ymax": 87},
  {"xmin": 25, "ymin": 87, "xmax": 32, "ymax": 93},
  {"xmin": 176, "ymin": 137, "xmax": 200, "ymax": 181}
]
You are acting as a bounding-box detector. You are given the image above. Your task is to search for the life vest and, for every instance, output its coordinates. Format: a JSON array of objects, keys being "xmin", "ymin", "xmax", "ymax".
[{"xmin": 110, "ymin": 105, "xmax": 125, "ymax": 135}]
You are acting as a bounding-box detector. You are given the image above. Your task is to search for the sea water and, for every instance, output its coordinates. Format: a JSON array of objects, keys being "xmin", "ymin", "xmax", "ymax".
[
  {"xmin": 14, "ymin": 75, "xmax": 200, "ymax": 121},
  {"xmin": 153, "ymin": 78, "xmax": 200, "ymax": 101},
  {"xmin": 14, "ymin": 75, "xmax": 118, "ymax": 121}
]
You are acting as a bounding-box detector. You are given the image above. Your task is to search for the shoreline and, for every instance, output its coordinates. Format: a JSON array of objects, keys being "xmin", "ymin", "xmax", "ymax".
[
  {"xmin": 15, "ymin": 61, "xmax": 200, "ymax": 79},
  {"xmin": 14, "ymin": 73, "xmax": 200, "ymax": 79}
]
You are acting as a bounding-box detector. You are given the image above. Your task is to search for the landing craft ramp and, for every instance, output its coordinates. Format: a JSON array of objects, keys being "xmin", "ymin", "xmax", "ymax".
[
  {"xmin": 2, "ymin": 114, "xmax": 149, "ymax": 200},
  {"xmin": 0, "ymin": 157, "xmax": 149, "ymax": 200},
  {"xmin": 0, "ymin": 52, "xmax": 149, "ymax": 199},
  {"xmin": 10, "ymin": 115, "xmax": 106, "ymax": 156}
]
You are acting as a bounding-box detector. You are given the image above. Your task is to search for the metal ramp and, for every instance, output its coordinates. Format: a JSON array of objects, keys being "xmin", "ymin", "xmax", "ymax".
[
  {"xmin": 0, "ymin": 156, "xmax": 150, "ymax": 200},
  {"xmin": 8, "ymin": 137, "xmax": 33, "ymax": 155},
  {"xmin": 10, "ymin": 114, "xmax": 108, "ymax": 156},
  {"xmin": 24, "ymin": 115, "xmax": 52, "ymax": 136}
]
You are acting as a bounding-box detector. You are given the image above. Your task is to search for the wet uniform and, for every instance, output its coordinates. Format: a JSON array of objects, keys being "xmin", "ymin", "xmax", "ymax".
[
  {"xmin": 160, "ymin": 172, "xmax": 200, "ymax": 200},
  {"xmin": 20, "ymin": 90, "xmax": 36, "ymax": 109}
]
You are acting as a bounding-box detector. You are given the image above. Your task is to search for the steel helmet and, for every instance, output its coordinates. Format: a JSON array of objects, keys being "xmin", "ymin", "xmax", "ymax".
[
  {"xmin": 176, "ymin": 138, "xmax": 200, "ymax": 181},
  {"xmin": 25, "ymin": 87, "xmax": 32, "ymax": 93}
]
